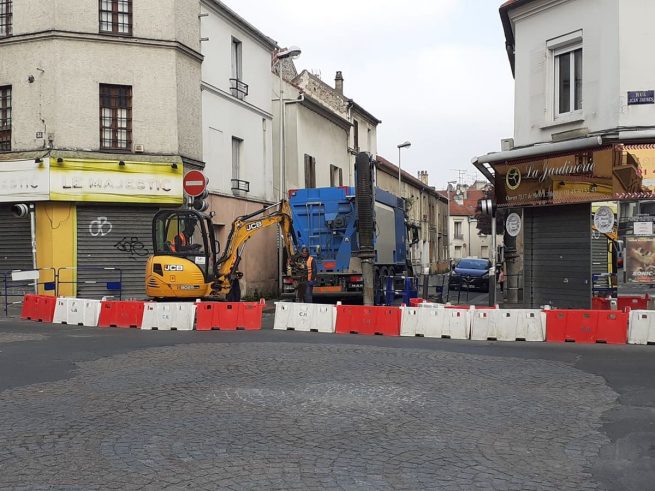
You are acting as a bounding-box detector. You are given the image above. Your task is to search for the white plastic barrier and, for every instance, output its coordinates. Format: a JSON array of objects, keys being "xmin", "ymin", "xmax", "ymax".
[
  {"xmin": 628, "ymin": 310, "xmax": 655, "ymax": 345},
  {"xmin": 400, "ymin": 306, "xmax": 470, "ymax": 339},
  {"xmin": 141, "ymin": 303, "xmax": 196, "ymax": 331},
  {"xmin": 52, "ymin": 297, "xmax": 101, "ymax": 327},
  {"xmin": 470, "ymin": 309, "xmax": 545, "ymax": 342},
  {"xmin": 273, "ymin": 302, "xmax": 336, "ymax": 333}
]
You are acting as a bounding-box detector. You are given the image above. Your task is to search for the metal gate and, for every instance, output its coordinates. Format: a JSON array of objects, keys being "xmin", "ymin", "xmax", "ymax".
[
  {"xmin": 0, "ymin": 204, "xmax": 32, "ymax": 273},
  {"xmin": 523, "ymin": 203, "xmax": 591, "ymax": 309},
  {"xmin": 76, "ymin": 205, "xmax": 158, "ymax": 299}
]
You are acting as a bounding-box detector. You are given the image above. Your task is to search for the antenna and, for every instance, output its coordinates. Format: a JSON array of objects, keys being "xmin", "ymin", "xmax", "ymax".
[{"xmin": 449, "ymin": 169, "xmax": 468, "ymax": 183}]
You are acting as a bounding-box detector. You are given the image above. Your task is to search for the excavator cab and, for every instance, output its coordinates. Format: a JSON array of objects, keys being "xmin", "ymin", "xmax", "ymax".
[{"xmin": 145, "ymin": 210, "xmax": 217, "ymax": 299}]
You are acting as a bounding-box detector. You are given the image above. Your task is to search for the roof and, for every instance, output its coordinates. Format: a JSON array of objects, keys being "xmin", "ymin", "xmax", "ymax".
[
  {"xmin": 442, "ymin": 188, "xmax": 487, "ymax": 216},
  {"xmin": 499, "ymin": 0, "xmax": 539, "ymax": 76},
  {"xmin": 375, "ymin": 156, "xmax": 447, "ymax": 203},
  {"xmin": 203, "ymin": 0, "xmax": 277, "ymax": 50}
]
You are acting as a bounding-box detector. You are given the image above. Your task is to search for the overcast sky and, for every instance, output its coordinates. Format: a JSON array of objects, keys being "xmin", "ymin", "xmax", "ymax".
[{"xmin": 222, "ymin": 0, "xmax": 515, "ymax": 189}]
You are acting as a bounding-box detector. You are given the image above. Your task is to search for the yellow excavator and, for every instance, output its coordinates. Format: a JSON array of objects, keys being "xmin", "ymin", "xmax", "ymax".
[{"xmin": 145, "ymin": 200, "xmax": 296, "ymax": 300}]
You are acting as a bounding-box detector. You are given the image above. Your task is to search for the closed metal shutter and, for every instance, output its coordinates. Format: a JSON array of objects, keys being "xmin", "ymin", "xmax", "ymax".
[
  {"xmin": 0, "ymin": 204, "xmax": 32, "ymax": 273},
  {"xmin": 76, "ymin": 205, "xmax": 158, "ymax": 299},
  {"xmin": 524, "ymin": 204, "xmax": 591, "ymax": 309},
  {"xmin": 591, "ymin": 234, "xmax": 610, "ymax": 275}
]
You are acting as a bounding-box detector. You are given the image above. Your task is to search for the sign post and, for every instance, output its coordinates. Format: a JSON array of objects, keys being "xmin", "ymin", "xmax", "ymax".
[{"xmin": 182, "ymin": 170, "xmax": 207, "ymax": 197}]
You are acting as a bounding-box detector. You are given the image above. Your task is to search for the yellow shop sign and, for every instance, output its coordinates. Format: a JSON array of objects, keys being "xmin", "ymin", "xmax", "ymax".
[{"xmin": 49, "ymin": 159, "xmax": 183, "ymax": 204}]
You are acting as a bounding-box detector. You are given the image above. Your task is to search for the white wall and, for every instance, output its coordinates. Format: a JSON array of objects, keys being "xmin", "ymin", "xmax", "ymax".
[
  {"xmin": 618, "ymin": 0, "xmax": 655, "ymax": 128},
  {"xmin": 511, "ymin": 0, "xmax": 619, "ymax": 146},
  {"xmin": 200, "ymin": 2, "xmax": 274, "ymax": 202},
  {"xmin": 449, "ymin": 216, "xmax": 497, "ymax": 260}
]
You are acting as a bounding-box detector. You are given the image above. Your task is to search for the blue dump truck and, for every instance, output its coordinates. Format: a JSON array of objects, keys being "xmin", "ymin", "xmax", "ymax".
[{"xmin": 283, "ymin": 186, "xmax": 407, "ymax": 299}]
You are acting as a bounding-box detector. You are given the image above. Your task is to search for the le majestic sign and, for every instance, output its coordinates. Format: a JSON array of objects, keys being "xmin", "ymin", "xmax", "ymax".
[{"xmin": 494, "ymin": 146, "xmax": 648, "ymax": 208}]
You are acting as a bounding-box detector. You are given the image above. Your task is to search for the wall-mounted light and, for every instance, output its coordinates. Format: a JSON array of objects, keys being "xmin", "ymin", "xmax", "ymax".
[{"xmin": 119, "ymin": 160, "xmax": 126, "ymax": 166}]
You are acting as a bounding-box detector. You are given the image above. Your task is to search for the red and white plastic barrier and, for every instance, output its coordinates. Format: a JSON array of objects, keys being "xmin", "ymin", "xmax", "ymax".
[
  {"xmin": 195, "ymin": 299, "xmax": 264, "ymax": 331},
  {"xmin": 335, "ymin": 304, "xmax": 401, "ymax": 336},
  {"xmin": 274, "ymin": 302, "xmax": 336, "ymax": 333},
  {"xmin": 52, "ymin": 297, "xmax": 102, "ymax": 327},
  {"xmin": 141, "ymin": 302, "xmax": 196, "ymax": 331}
]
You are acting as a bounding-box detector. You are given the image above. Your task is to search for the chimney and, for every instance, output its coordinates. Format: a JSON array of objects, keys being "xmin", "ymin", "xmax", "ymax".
[
  {"xmin": 418, "ymin": 171, "xmax": 429, "ymax": 185},
  {"xmin": 335, "ymin": 71, "xmax": 344, "ymax": 95}
]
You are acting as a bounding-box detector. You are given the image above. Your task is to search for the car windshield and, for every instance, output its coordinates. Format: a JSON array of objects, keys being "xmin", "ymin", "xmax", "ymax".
[{"xmin": 457, "ymin": 259, "xmax": 489, "ymax": 270}]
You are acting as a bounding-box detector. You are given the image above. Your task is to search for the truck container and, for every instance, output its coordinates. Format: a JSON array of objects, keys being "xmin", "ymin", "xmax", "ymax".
[{"xmin": 283, "ymin": 186, "xmax": 407, "ymax": 298}]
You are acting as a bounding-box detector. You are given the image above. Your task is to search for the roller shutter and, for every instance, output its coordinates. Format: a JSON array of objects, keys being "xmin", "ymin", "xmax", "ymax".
[
  {"xmin": 76, "ymin": 205, "xmax": 158, "ymax": 299},
  {"xmin": 523, "ymin": 204, "xmax": 591, "ymax": 309},
  {"xmin": 0, "ymin": 204, "xmax": 32, "ymax": 273}
]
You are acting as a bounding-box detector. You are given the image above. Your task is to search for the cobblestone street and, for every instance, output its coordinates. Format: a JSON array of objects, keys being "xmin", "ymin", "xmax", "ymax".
[{"xmin": 0, "ymin": 320, "xmax": 653, "ymax": 490}]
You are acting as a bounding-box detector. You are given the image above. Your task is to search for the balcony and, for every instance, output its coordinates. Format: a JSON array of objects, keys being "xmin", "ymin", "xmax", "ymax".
[
  {"xmin": 229, "ymin": 78, "xmax": 249, "ymax": 100},
  {"xmin": 231, "ymin": 178, "xmax": 250, "ymax": 196}
]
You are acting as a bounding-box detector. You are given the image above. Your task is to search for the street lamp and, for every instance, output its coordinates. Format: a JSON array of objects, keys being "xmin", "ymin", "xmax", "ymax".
[
  {"xmin": 273, "ymin": 46, "xmax": 301, "ymax": 295},
  {"xmin": 447, "ymin": 180, "xmax": 457, "ymax": 264},
  {"xmin": 397, "ymin": 141, "xmax": 411, "ymax": 197}
]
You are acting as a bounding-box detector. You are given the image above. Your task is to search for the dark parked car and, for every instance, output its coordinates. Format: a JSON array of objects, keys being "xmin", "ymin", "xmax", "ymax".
[{"xmin": 448, "ymin": 258, "xmax": 491, "ymax": 292}]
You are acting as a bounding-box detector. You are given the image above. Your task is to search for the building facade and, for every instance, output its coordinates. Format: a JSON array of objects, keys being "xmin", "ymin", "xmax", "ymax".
[
  {"xmin": 200, "ymin": 0, "xmax": 278, "ymax": 297},
  {"xmin": 474, "ymin": 0, "xmax": 655, "ymax": 308},
  {"xmin": 445, "ymin": 184, "xmax": 496, "ymax": 262},
  {"xmin": 376, "ymin": 157, "xmax": 449, "ymax": 273},
  {"xmin": 0, "ymin": 0, "xmax": 201, "ymax": 297}
]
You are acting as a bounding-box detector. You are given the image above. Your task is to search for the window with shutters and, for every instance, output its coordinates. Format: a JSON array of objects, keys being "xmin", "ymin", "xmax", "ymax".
[
  {"xmin": 100, "ymin": 84, "xmax": 132, "ymax": 151},
  {"xmin": 232, "ymin": 137, "xmax": 242, "ymax": 181},
  {"xmin": 304, "ymin": 154, "xmax": 316, "ymax": 188},
  {"xmin": 353, "ymin": 119, "xmax": 359, "ymax": 151},
  {"xmin": 99, "ymin": 0, "xmax": 132, "ymax": 35},
  {"xmin": 0, "ymin": 85, "xmax": 11, "ymax": 151},
  {"xmin": 0, "ymin": 0, "xmax": 12, "ymax": 38}
]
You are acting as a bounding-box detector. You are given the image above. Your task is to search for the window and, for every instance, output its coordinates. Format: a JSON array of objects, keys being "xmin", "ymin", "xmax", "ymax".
[
  {"xmin": 481, "ymin": 246, "xmax": 489, "ymax": 258},
  {"xmin": 99, "ymin": 0, "xmax": 132, "ymax": 35},
  {"xmin": 367, "ymin": 128, "xmax": 372, "ymax": 151},
  {"xmin": 0, "ymin": 85, "xmax": 11, "ymax": 151},
  {"xmin": 100, "ymin": 84, "xmax": 132, "ymax": 150},
  {"xmin": 555, "ymin": 47, "xmax": 582, "ymax": 116},
  {"xmin": 232, "ymin": 137, "xmax": 242, "ymax": 181},
  {"xmin": 229, "ymin": 38, "xmax": 248, "ymax": 100},
  {"xmin": 353, "ymin": 119, "xmax": 359, "ymax": 151},
  {"xmin": 330, "ymin": 165, "xmax": 343, "ymax": 187},
  {"xmin": 0, "ymin": 0, "xmax": 12, "ymax": 37},
  {"xmin": 454, "ymin": 246, "xmax": 462, "ymax": 259},
  {"xmin": 454, "ymin": 221, "xmax": 463, "ymax": 240},
  {"xmin": 304, "ymin": 154, "xmax": 316, "ymax": 188}
]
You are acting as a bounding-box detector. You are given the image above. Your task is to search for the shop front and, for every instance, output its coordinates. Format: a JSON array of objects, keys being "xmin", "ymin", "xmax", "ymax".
[
  {"xmin": 0, "ymin": 157, "xmax": 183, "ymax": 298},
  {"xmin": 482, "ymin": 143, "xmax": 653, "ymax": 309}
]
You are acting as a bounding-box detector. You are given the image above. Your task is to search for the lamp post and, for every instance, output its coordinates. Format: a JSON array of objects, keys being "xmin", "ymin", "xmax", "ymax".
[
  {"xmin": 274, "ymin": 46, "xmax": 301, "ymax": 295},
  {"xmin": 397, "ymin": 141, "xmax": 411, "ymax": 197}
]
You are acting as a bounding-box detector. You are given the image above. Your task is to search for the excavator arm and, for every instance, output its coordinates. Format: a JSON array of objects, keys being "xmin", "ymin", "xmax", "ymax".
[{"xmin": 213, "ymin": 200, "xmax": 296, "ymax": 294}]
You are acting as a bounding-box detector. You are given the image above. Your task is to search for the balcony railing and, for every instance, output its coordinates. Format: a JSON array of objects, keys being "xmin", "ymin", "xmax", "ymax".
[
  {"xmin": 231, "ymin": 179, "xmax": 250, "ymax": 193},
  {"xmin": 229, "ymin": 78, "xmax": 249, "ymax": 100}
]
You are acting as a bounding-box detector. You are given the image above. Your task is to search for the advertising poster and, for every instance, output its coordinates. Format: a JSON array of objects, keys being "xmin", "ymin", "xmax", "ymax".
[{"xmin": 625, "ymin": 237, "xmax": 655, "ymax": 284}]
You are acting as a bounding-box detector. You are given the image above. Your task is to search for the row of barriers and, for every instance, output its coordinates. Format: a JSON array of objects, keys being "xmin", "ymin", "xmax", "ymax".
[
  {"xmin": 20, "ymin": 295, "xmax": 264, "ymax": 331},
  {"xmin": 17, "ymin": 294, "xmax": 655, "ymax": 345},
  {"xmin": 274, "ymin": 301, "xmax": 655, "ymax": 345}
]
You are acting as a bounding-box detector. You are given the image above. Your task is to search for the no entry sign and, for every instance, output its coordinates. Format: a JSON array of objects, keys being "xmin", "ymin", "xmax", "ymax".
[{"xmin": 183, "ymin": 170, "xmax": 207, "ymax": 197}]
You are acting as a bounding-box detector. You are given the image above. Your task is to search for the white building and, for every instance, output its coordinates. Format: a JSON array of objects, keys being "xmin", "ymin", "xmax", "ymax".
[
  {"xmin": 273, "ymin": 68, "xmax": 380, "ymax": 192},
  {"xmin": 474, "ymin": 0, "xmax": 655, "ymax": 308},
  {"xmin": 200, "ymin": 0, "xmax": 278, "ymax": 296}
]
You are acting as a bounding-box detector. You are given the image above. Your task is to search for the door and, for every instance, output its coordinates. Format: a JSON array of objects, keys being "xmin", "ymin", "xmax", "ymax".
[{"xmin": 523, "ymin": 204, "xmax": 591, "ymax": 309}]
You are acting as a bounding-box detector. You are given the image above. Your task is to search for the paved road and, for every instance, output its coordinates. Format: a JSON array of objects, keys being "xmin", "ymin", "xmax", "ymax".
[{"xmin": 0, "ymin": 317, "xmax": 653, "ymax": 490}]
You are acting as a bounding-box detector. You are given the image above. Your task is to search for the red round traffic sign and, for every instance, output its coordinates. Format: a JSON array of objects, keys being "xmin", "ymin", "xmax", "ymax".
[{"xmin": 183, "ymin": 170, "xmax": 207, "ymax": 197}]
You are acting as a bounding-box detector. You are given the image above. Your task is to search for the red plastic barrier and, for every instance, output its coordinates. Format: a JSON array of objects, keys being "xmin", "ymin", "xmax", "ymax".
[
  {"xmin": 546, "ymin": 309, "xmax": 628, "ymax": 344},
  {"xmin": 21, "ymin": 294, "xmax": 56, "ymax": 322},
  {"xmin": 21, "ymin": 294, "xmax": 40, "ymax": 320},
  {"xmin": 592, "ymin": 297, "xmax": 611, "ymax": 310},
  {"xmin": 335, "ymin": 305, "xmax": 401, "ymax": 336},
  {"xmin": 409, "ymin": 298, "xmax": 425, "ymax": 306},
  {"xmin": 617, "ymin": 295, "xmax": 649, "ymax": 311},
  {"xmin": 98, "ymin": 301, "xmax": 146, "ymax": 328},
  {"xmin": 195, "ymin": 299, "xmax": 264, "ymax": 331}
]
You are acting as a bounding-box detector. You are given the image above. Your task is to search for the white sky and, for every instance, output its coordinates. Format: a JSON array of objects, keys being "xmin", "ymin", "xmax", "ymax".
[{"xmin": 222, "ymin": 0, "xmax": 515, "ymax": 189}]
